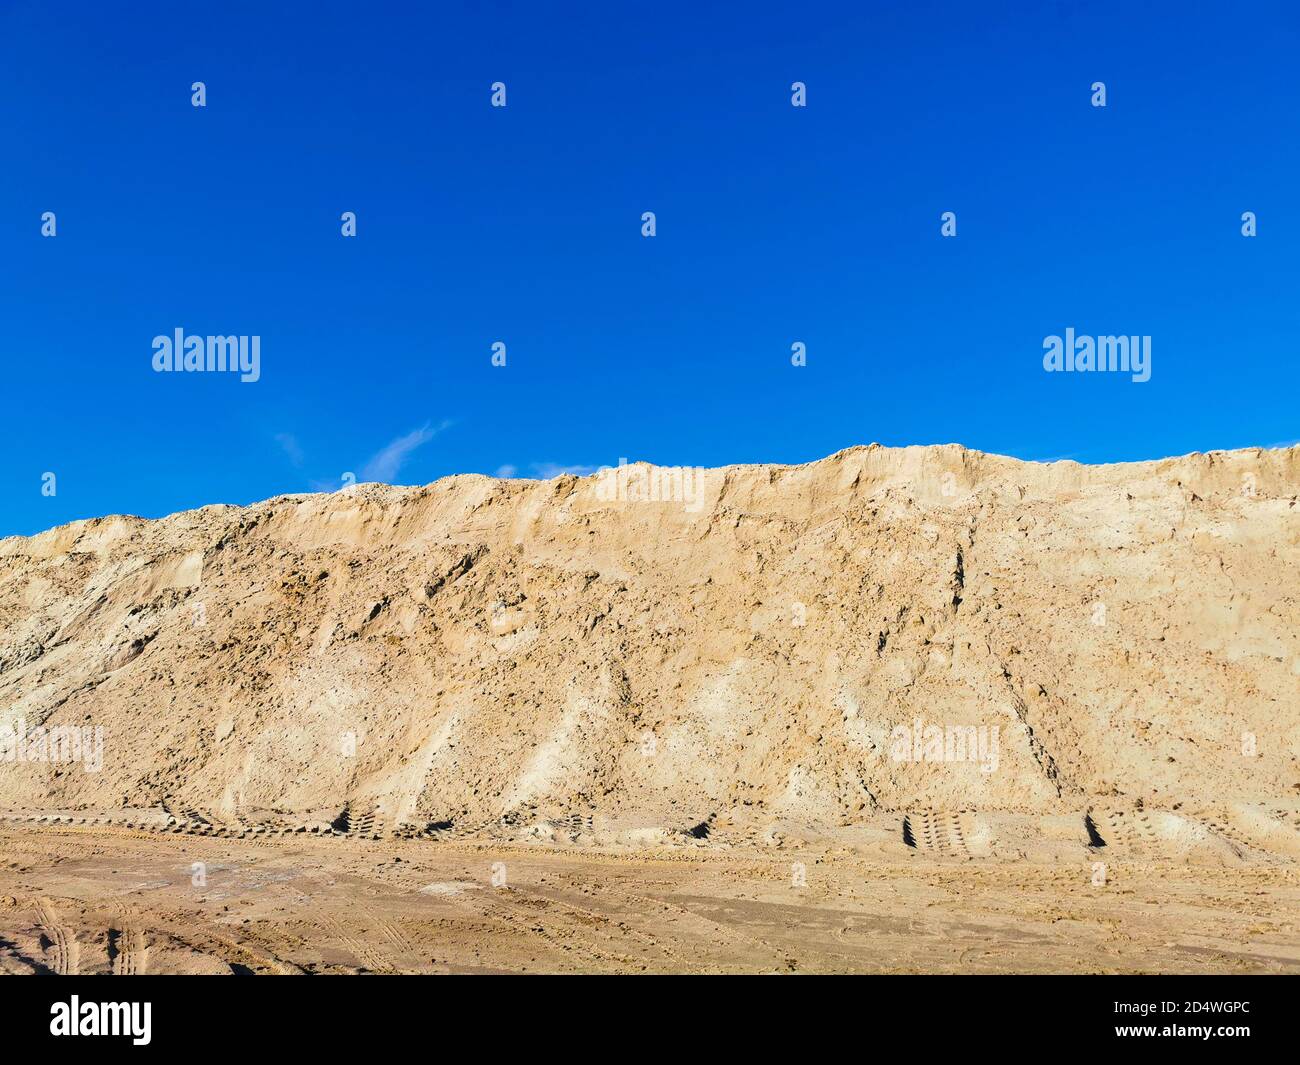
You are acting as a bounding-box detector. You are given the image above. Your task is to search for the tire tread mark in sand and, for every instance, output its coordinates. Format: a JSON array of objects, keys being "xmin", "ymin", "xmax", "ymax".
[
  {"xmin": 109, "ymin": 907, "xmax": 148, "ymax": 976},
  {"xmin": 34, "ymin": 898, "xmax": 80, "ymax": 975},
  {"xmin": 313, "ymin": 908, "xmax": 398, "ymax": 973},
  {"xmin": 350, "ymin": 905, "xmax": 414, "ymax": 956},
  {"xmin": 448, "ymin": 889, "xmax": 636, "ymax": 970},
  {"xmin": 1086, "ymin": 806, "xmax": 1158, "ymax": 853},
  {"xmin": 109, "ymin": 927, "xmax": 147, "ymax": 975},
  {"xmin": 903, "ymin": 811, "xmax": 965, "ymax": 856},
  {"xmin": 166, "ymin": 927, "xmax": 303, "ymax": 975},
  {"xmin": 559, "ymin": 873, "xmax": 791, "ymax": 968},
  {"xmin": 526, "ymin": 883, "xmax": 688, "ymax": 966},
  {"xmin": 373, "ymin": 915, "xmax": 412, "ymax": 954},
  {"xmin": 902, "ymin": 811, "xmax": 993, "ymax": 858},
  {"xmin": 346, "ymin": 810, "xmax": 384, "ymax": 839},
  {"xmin": 1196, "ymin": 806, "xmax": 1298, "ymax": 861},
  {"xmin": 5, "ymin": 813, "xmax": 336, "ymax": 846},
  {"xmin": 106, "ymin": 894, "xmax": 302, "ymax": 975}
]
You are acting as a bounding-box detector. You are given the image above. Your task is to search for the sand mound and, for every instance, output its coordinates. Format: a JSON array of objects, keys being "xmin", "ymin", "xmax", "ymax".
[{"xmin": 2, "ymin": 444, "xmax": 1297, "ymax": 847}]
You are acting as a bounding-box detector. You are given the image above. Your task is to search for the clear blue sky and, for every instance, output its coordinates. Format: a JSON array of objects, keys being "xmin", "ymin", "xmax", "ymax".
[{"xmin": 3, "ymin": 1, "xmax": 1297, "ymax": 536}]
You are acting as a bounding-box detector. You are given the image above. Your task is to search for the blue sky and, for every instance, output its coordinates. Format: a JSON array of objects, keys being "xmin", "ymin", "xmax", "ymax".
[{"xmin": 2, "ymin": 1, "xmax": 1297, "ymax": 536}]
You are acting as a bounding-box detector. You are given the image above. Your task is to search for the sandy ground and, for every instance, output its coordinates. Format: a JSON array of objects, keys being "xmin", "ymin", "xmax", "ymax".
[{"xmin": 2, "ymin": 821, "xmax": 1296, "ymax": 975}]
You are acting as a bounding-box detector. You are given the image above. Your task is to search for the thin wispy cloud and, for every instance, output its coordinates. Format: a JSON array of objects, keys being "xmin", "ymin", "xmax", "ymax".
[
  {"xmin": 529, "ymin": 462, "xmax": 598, "ymax": 479},
  {"xmin": 275, "ymin": 432, "xmax": 305, "ymax": 467},
  {"xmin": 1024, "ymin": 452, "xmax": 1079, "ymax": 464},
  {"xmin": 360, "ymin": 421, "xmax": 451, "ymax": 483}
]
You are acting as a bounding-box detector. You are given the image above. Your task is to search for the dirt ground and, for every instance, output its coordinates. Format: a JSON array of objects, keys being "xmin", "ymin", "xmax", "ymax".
[{"xmin": 2, "ymin": 821, "xmax": 1296, "ymax": 975}]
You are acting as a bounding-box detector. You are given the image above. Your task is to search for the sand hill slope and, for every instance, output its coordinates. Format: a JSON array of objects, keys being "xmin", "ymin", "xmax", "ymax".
[{"xmin": 2, "ymin": 444, "xmax": 1298, "ymax": 845}]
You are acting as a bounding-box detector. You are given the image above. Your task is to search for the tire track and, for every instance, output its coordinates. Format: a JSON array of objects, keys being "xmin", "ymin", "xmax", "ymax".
[
  {"xmin": 109, "ymin": 914, "xmax": 148, "ymax": 976},
  {"xmin": 446, "ymin": 888, "xmax": 639, "ymax": 971},
  {"xmin": 577, "ymin": 878, "xmax": 793, "ymax": 968},
  {"xmin": 33, "ymin": 898, "xmax": 80, "ymax": 975},
  {"xmin": 312, "ymin": 908, "xmax": 398, "ymax": 973}
]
